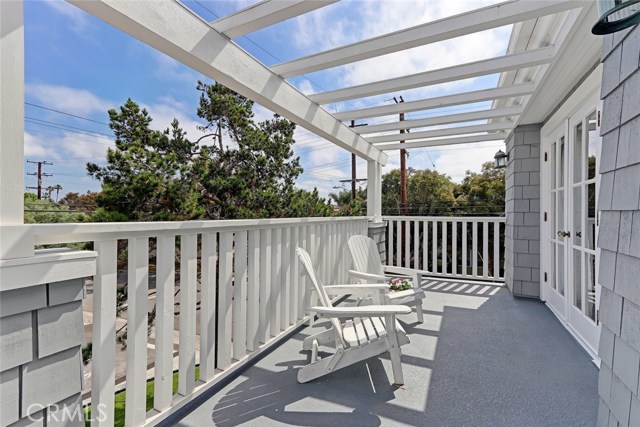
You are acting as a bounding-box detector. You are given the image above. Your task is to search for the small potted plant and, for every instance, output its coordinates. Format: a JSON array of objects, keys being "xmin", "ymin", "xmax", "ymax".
[{"xmin": 388, "ymin": 277, "xmax": 412, "ymax": 292}]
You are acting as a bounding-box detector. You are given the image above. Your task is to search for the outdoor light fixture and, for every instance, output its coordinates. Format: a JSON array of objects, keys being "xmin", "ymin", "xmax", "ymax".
[
  {"xmin": 494, "ymin": 150, "xmax": 508, "ymax": 169},
  {"xmin": 592, "ymin": 0, "xmax": 640, "ymax": 35}
]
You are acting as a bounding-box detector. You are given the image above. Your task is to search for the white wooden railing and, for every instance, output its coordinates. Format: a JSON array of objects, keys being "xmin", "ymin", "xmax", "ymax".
[
  {"xmin": 383, "ymin": 216, "xmax": 506, "ymax": 282},
  {"xmin": 32, "ymin": 217, "xmax": 369, "ymax": 427}
]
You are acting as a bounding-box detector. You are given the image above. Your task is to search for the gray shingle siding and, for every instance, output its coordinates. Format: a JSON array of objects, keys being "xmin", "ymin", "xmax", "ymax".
[
  {"xmin": 504, "ymin": 124, "xmax": 542, "ymax": 298},
  {"xmin": 597, "ymin": 23, "xmax": 640, "ymax": 427},
  {"xmin": 0, "ymin": 278, "xmax": 86, "ymax": 427}
]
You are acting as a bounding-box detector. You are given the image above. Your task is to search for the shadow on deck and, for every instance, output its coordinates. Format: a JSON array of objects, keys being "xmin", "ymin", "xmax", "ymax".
[{"xmin": 169, "ymin": 280, "xmax": 598, "ymax": 427}]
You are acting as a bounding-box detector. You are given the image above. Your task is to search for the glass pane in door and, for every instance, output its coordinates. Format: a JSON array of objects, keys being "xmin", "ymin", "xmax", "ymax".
[
  {"xmin": 587, "ymin": 253, "xmax": 596, "ymax": 321},
  {"xmin": 574, "ymin": 122, "xmax": 583, "ymax": 183},
  {"xmin": 573, "ymin": 186, "xmax": 582, "ymax": 246},
  {"xmin": 587, "ymin": 113, "xmax": 598, "ymax": 180},
  {"xmin": 573, "ymin": 249, "xmax": 582, "ymax": 310},
  {"xmin": 587, "ymin": 183, "xmax": 596, "ymax": 250}
]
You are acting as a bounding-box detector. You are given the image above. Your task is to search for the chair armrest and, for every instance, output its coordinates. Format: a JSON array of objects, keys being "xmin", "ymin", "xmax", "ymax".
[
  {"xmin": 324, "ymin": 284, "xmax": 389, "ymax": 296},
  {"xmin": 311, "ymin": 305, "xmax": 411, "ymax": 318},
  {"xmin": 347, "ymin": 270, "xmax": 387, "ymax": 283}
]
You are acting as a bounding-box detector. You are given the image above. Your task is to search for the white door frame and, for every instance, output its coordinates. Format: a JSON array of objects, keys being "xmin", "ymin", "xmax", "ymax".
[{"xmin": 540, "ymin": 65, "xmax": 602, "ymax": 360}]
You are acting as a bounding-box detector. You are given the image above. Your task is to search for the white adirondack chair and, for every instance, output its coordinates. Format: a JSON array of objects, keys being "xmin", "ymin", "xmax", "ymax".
[
  {"xmin": 296, "ymin": 247, "xmax": 411, "ymax": 385},
  {"xmin": 347, "ymin": 235, "xmax": 426, "ymax": 323}
]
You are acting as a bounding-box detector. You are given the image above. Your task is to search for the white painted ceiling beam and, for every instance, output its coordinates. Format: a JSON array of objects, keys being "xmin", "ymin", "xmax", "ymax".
[
  {"xmin": 271, "ymin": 0, "xmax": 584, "ymax": 78},
  {"xmin": 211, "ymin": 0, "xmax": 338, "ymax": 39},
  {"xmin": 368, "ymin": 122, "xmax": 513, "ymax": 144},
  {"xmin": 309, "ymin": 46, "xmax": 555, "ymax": 104},
  {"xmin": 379, "ymin": 133, "xmax": 509, "ymax": 151},
  {"xmin": 334, "ymin": 83, "xmax": 535, "ymax": 121},
  {"xmin": 356, "ymin": 106, "xmax": 523, "ymax": 134},
  {"xmin": 67, "ymin": 0, "xmax": 387, "ymax": 164}
]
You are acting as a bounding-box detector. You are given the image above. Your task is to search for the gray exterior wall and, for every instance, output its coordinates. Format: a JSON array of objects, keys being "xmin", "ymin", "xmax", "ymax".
[
  {"xmin": 504, "ymin": 124, "xmax": 542, "ymax": 298},
  {"xmin": 0, "ymin": 279, "xmax": 86, "ymax": 427},
  {"xmin": 368, "ymin": 221, "xmax": 387, "ymax": 263},
  {"xmin": 596, "ymin": 24, "xmax": 640, "ymax": 427}
]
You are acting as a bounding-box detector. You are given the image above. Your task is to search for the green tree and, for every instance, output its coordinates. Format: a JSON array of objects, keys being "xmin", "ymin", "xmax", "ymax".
[
  {"xmin": 456, "ymin": 162, "xmax": 505, "ymax": 215},
  {"xmin": 382, "ymin": 168, "xmax": 456, "ymax": 216},
  {"xmin": 23, "ymin": 193, "xmax": 90, "ymax": 224},
  {"xmin": 87, "ymin": 99, "xmax": 205, "ymax": 221},
  {"xmin": 328, "ymin": 188, "xmax": 366, "ymax": 216}
]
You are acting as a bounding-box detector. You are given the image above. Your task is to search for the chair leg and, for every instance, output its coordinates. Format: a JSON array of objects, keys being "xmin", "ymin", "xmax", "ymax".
[
  {"xmin": 416, "ymin": 304, "xmax": 424, "ymax": 324},
  {"xmin": 385, "ymin": 315, "xmax": 404, "ymax": 386}
]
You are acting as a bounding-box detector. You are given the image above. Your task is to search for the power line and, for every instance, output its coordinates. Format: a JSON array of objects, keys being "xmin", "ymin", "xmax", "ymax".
[{"xmin": 25, "ymin": 102, "xmax": 110, "ymax": 126}]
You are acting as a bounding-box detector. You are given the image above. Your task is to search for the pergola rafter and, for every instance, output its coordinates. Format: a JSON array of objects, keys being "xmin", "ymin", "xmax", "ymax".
[
  {"xmin": 334, "ymin": 83, "xmax": 536, "ymax": 121},
  {"xmin": 211, "ymin": 0, "xmax": 338, "ymax": 39},
  {"xmin": 354, "ymin": 106, "xmax": 523, "ymax": 134},
  {"xmin": 378, "ymin": 133, "xmax": 510, "ymax": 151},
  {"xmin": 367, "ymin": 122, "xmax": 513, "ymax": 144},
  {"xmin": 308, "ymin": 46, "xmax": 556, "ymax": 104}
]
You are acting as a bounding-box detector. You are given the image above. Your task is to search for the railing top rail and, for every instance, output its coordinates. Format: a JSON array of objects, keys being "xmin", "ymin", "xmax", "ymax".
[
  {"xmin": 383, "ymin": 215, "xmax": 505, "ymax": 222},
  {"xmin": 33, "ymin": 216, "xmax": 369, "ymax": 245}
]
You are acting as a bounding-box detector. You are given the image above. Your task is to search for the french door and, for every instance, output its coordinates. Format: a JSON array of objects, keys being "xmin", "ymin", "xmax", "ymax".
[{"xmin": 542, "ymin": 100, "xmax": 601, "ymax": 358}]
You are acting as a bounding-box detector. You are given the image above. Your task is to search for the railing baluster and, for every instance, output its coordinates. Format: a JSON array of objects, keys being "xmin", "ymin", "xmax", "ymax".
[
  {"xmin": 432, "ymin": 221, "xmax": 437, "ymax": 274},
  {"xmin": 218, "ymin": 232, "xmax": 234, "ymax": 369},
  {"xmin": 441, "ymin": 220, "xmax": 447, "ymax": 275},
  {"xmin": 125, "ymin": 237, "xmax": 149, "ymax": 427},
  {"xmin": 200, "ymin": 233, "xmax": 217, "ymax": 382},
  {"xmin": 91, "ymin": 240, "xmax": 117, "ymax": 427},
  {"xmin": 178, "ymin": 234, "xmax": 197, "ymax": 396},
  {"xmin": 452, "ymin": 221, "xmax": 458, "ymax": 276},
  {"xmin": 270, "ymin": 228, "xmax": 282, "ymax": 336},
  {"xmin": 413, "ymin": 220, "xmax": 419, "ymax": 270},
  {"xmin": 493, "ymin": 221, "xmax": 500, "ymax": 280},
  {"xmin": 258, "ymin": 229, "xmax": 271, "ymax": 344},
  {"xmin": 483, "ymin": 221, "xmax": 489, "ymax": 279},
  {"xmin": 462, "ymin": 221, "xmax": 468, "ymax": 277},
  {"xmin": 472, "ymin": 222, "xmax": 478, "ymax": 277},
  {"xmin": 281, "ymin": 228, "xmax": 291, "ymax": 329},
  {"xmin": 155, "ymin": 235, "xmax": 176, "ymax": 409},
  {"xmin": 233, "ymin": 230, "xmax": 248, "ymax": 360},
  {"xmin": 247, "ymin": 230, "xmax": 260, "ymax": 351},
  {"xmin": 396, "ymin": 220, "xmax": 402, "ymax": 267},
  {"xmin": 422, "ymin": 220, "xmax": 428, "ymax": 271},
  {"xmin": 404, "ymin": 220, "xmax": 410, "ymax": 268},
  {"xmin": 387, "ymin": 220, "xmax": 394, "ymax": 265},
  {"xmin": 289, "ymin": 226, "xmax": 298, "ymax": 323}
]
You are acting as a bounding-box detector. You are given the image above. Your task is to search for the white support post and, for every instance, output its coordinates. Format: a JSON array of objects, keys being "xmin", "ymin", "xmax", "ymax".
[
  {"xmin": 0, "ymin": 0, "xmax": 24, "ymax": 227},
  {"xmin": 367, "ymin": 160, "xmax": 382, "ymax": 223},
  {"xmin": 0, "ymin": 0, "xmax": 33, "ymax": 260}
]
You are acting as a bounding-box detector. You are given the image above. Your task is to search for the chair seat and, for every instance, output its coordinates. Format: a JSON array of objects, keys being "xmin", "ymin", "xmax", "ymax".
[{"xmin": 342, "ymin": 316, "xmax": 408, "ymax": 348}]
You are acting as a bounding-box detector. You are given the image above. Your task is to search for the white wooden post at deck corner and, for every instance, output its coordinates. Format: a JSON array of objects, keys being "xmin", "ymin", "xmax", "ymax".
[
  {"xmin": 367, "ymin": 160, "xmax": 382, "ymax": 223},
  {"xmin": 0, "ymin": 0, "xmax": 34, "ymax": 260}
]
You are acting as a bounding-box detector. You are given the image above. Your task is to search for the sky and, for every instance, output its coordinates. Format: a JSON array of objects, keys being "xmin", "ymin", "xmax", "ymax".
[{"xmin": 23, "ymin": 0, "xmax": 511, "ymax": 200}]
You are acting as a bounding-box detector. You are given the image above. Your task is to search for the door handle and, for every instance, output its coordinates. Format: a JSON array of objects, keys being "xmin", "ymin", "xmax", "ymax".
[
  {"xmin": 575, "ymin": 231, "xmax": 582, "ymax": 237},
  {"xmin": 557, "ymin": 230, "xmax": 571, "ymax": 238}
]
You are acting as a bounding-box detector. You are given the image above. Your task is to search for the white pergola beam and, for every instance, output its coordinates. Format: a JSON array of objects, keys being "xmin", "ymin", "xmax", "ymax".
[
  {"xmin": 271, "ymin": 0, "xmax": 584, "ymax": 78},
  {"xmin": 368, "ymin": 122, "xmax": 513, "ymax": 144},
  {"xmin": 379, "ymin": 133, "xmax": 509, "ymax": 151},
  {"xmin": 334, "ymin": 83, "xmax": 535, "ymax": 121},
  {"xmin": 68, "ymin": 0, "xmax": 387, "ymax": 164},
  {"xmin": 309, "ymin": 47, "xmax": 555, "ymax": 104},
  {"xmin": 356, "ymin": 106, "xmax": 523, "ymax": 134},
  {"xmin": 211, "ymin": 0, "xmax": 338, "ymax": 39}
]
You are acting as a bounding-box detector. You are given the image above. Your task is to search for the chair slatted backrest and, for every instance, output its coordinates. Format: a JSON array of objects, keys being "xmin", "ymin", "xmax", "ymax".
[
  {"xmin": 296, "ymin": 247, "xmax": 347, "ymax": 348},
  {"xmin": 348, "ymin": 235, "xmax": 385, "ymax": 277}
]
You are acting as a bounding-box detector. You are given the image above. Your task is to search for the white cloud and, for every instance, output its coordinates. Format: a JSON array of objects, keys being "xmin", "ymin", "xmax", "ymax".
[
  {"xmin": 24, "ymin": 132, "xmax": 56, "ymax": 159},
  {"xmin": 428, "ymin": 142, "xmax": 503, "ymax": 182},
  {"xmin": 26, "ymin": 83, "xmax": 113, "ymax": 118}
]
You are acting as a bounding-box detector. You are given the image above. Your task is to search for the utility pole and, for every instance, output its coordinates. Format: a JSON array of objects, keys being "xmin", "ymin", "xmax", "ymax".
[
  {"xmin": 394, "ymin": 96, "xmax": 408, "ymax": 266},
  {"xmin": 348, "ymin": 120, "xmax": 368, "ymax": 201},
  {"xmin": 26, "ymin": 160, "xmax": 53, "ymax": 200}
]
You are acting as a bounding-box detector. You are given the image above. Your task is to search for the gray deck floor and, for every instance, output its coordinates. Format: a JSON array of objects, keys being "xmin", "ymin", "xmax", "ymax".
[{"xmin": 171, "ymin": 280, "xmax": 599, "ymax": 427}]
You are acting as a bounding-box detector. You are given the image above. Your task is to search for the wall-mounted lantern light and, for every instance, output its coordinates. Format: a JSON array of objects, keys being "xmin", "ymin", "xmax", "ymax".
[
  {"xmin": 494, "ymin": 150, "xmax": 508, "ymax": 169},
  {"xmin": 592, "ymin": 0, "xmax": 640, "ymax": 35}
]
